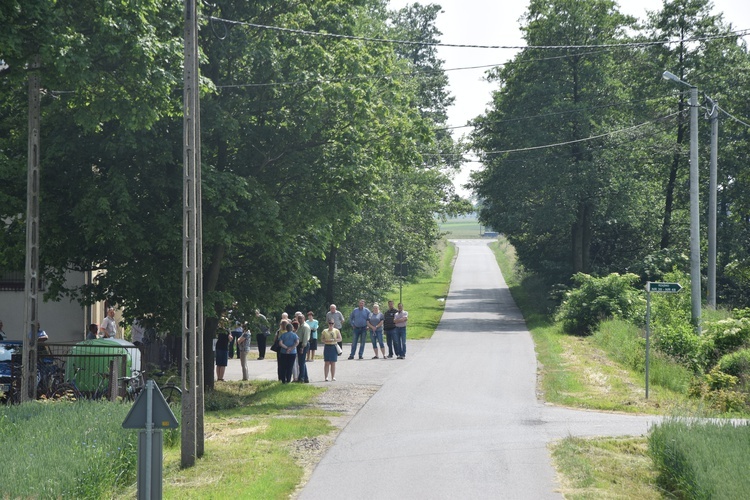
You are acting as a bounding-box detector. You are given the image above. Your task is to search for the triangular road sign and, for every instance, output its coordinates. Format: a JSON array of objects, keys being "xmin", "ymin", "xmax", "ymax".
[{"xmin": 122, "ymin": 383, "xmax": 179, "ymax": 429}]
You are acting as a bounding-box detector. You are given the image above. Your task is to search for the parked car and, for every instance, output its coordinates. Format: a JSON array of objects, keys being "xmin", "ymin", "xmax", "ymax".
[{"xmin": 0, "ymin": 341, "xmax": 21, "ymax": 403}]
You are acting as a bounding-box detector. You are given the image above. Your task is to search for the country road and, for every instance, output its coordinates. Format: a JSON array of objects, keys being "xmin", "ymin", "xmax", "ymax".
[{"xmin": 296, "ymin": 240, "xmax": 661, "ymax": 499}]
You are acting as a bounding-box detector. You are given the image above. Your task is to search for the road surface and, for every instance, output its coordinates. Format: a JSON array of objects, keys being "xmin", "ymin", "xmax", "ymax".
[{"xmin": 296, "ymin": 240, "xmax": 660, "ymax": 499}]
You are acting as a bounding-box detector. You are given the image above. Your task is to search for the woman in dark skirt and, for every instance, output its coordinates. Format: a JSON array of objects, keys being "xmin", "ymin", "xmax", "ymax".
[
  {"xmin": 215, "ymin": 322, "xmax": 230, "ymax": 381},
  {"xmin": 321, "ymin": 320, "xmax": 342, "ymax": 381}
]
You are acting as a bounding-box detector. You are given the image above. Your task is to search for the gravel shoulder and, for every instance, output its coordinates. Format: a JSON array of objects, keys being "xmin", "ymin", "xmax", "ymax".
[{"xmin": 290, "ymin": 384, "xmax": 379, "ymax": 497}]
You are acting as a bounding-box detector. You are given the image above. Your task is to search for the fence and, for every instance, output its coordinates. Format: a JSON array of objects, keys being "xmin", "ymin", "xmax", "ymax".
[{"xmin": 2, "ymin": 337, "xmax": 183, "ymax": 405}]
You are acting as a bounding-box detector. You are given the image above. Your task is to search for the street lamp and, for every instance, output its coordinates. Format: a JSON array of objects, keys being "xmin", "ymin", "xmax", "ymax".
[{"xmin": 662, "ymin": 70, "xmax": 701, "ymax": 331}]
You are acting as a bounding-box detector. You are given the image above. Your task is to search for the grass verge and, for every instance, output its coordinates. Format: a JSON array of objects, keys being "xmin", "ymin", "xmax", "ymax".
[
  {"xmin": 489, "ymin": 238, "xmax": 698, "ymax": 414},
  {"xmin": 490, "ymin": 237, "xmax": 750, "ymax": 498},
  {"xmin": 395, "ymin": 239, "xmax": 454, "ymax": 340},
  {"xmin": 551, "ymin": 436, "xmax": 661, "ymax": 499},
  {"xmin": 0, "ymin": 400, "xmax": 144, "ymax": 498}
]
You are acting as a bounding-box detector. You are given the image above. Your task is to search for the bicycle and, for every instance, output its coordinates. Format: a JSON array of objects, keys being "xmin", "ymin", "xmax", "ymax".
[
  {"xmin": 152, "ymin": 372, "xmax": 182, "ymax": 407},
  {"xmin": 50, "ymin": 366, "xmax": 85, "ymax": 401},
  {"xmin": 51, "ymin": 367, "xmax": 111, "ymax": 401},
  {"xmin": 121, "ymin": 370, "xmax": 181, "ymax": 406},
  {"xmin": 119, "ymin": 370, "xmax": 145, "ymax": 402}
]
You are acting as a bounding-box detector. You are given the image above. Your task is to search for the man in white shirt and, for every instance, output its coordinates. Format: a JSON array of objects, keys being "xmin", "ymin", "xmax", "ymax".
[
  {"xmin": 99, "ymin": 307, "xmax": 118, "ymax": 339},
  {"xmin": 393, "ymin": 303, "xmax": 408, "ymax": 359}
]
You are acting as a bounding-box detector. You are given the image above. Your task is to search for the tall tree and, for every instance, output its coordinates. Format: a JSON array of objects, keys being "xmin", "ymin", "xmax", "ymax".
[{"xmin": 472, "ymin": 0, "xmax": 636, "ymax": 279}]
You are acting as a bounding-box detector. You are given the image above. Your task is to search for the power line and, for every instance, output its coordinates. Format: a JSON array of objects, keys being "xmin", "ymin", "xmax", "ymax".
[
  {"xmin": 718, "ymin": 106, "xmax": 750, "ymax": 128},
  {"xmin": 208, "ymin": 16, "xmax": 750, "ymax": 51},
  {"xmin": 468, "ymin": 95, "xmax": 678, "ymax": 130},
  {"xmin": 442, "ymin": 112, "xmax": 681, "ymax": 157},
  {"xmin": 216, "ymin": 49, "xmax": 618, "ymax": 90}
]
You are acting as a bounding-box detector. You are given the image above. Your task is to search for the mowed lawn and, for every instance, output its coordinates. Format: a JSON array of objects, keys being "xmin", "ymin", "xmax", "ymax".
[{"xmin": 439, "ymin": 217, "xmax": 485, "ymax": 239}]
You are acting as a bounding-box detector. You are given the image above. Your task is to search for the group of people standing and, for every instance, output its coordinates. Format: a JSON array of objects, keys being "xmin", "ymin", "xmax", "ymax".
[
  {"xmin": 214, "ymin": 301, "xmax": 408, "ymax": 384},
  {"xmin": 345, "ymin": 300, "xmax": 408, "ymax": 361}
]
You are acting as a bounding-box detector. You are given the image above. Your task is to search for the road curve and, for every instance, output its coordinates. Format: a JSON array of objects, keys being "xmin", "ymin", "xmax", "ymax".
[{"xmin": 299, "ymin": 240, "xmax": 660, "ymax": 500}]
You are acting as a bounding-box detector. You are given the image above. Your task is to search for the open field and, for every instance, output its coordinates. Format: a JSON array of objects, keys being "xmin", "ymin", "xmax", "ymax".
[{"xmin": 439, "ymin": 217, "xmax": 486, "ymax": 239}]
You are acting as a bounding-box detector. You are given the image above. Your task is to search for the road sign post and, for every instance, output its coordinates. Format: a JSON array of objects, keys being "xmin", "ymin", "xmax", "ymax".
[
  {"xmin": 123, "ymin": 380, "xmax": 179, "ymax": 500},
  {"xmin": 644, "ymin": 282, "xmax": 682, "ymax": 399}
]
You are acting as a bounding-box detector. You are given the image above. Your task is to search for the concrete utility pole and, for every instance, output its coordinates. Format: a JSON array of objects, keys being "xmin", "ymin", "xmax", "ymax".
[
  {"xmin": 182, "ymin": 0, "xmax": 200, "ymax": 467},
  {"xmin": 663, "ymin": 71, "xmax": 701, "ymax": 332},
  {"xmin": 195, "ymin": 36, "xmax": 205, "ymax": 459},
  {"xmin": 22, "ymin": 56, "xmax": 41, "ymax": 402},
  {"xmin": 706, "ymin": 97, "xmax": 719, "ymax": 309}
]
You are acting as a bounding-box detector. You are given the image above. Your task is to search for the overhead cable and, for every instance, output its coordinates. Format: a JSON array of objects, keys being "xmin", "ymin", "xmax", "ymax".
[
  {"xmin": 718, "ymin": 106, "xmax": 750, "ymax": 128},
  {"xmin": 215, "ymin": 49, "xmax": 618, "ymax": 90},
  {"xmin": 208, "ymin": 16, "xmax": 749, "ymax": 50},
  {"xmin": 475, "ymin": 112, "xmax": 681, "ymax": 156}
]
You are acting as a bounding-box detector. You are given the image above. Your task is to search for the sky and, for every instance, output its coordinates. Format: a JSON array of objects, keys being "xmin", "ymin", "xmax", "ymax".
[{"xmin": 387, "ymin": 0, "xmax": 750, "ymax": 197}]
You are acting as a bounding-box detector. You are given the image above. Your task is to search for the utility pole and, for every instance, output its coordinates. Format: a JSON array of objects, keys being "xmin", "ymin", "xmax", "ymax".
[
  {"xmin": 182, "ymin": 0, "xmax": 200, "ymax": 467},
  {"xmin": 22, "ymin": 56, "xmax": 41, "ymax": 402},
  {"xmin": 663, "ymin": 71, "xmax": 701, "ymax": 332},
  {"xmin": 195, "ymin": 38, "xmax": 205, "ymax": 459},
  {"xmin": 706, "ymin": 97, "xmax": 718, "ymax": 309},
  {"xmin": 688, "ymin": 85, "xmax": 701, "ymax": 331}
]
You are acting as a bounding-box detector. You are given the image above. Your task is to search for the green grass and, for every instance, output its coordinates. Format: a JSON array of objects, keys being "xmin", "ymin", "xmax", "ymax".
[
  {"xmin": 649, "ymin": 419, "xmax": 750, "ymax": 499},
  {"xmin": 439, "ymin": 217, "xmax": 484, "ymax": 239},
  {"xmin": 394, "ymin": 239, "xmax": 455, "ymax": 340},
  {"xmin": 492, "ymin": 236, "xmax": 750, "ymax": 498},
  {"xmin": 0, "ymin": 400, "xmax": 145, "ymax": 498},
  {"xmin": 594, "ymin": 319, "xmax": 693, "ymax": 397},
  {"xmin": 489, "ymin": 237, "xmax": 704, "ymax": 414},
  {"xmin": 551, "ymin": 436, "xmax": 661, "ymax": 499}
]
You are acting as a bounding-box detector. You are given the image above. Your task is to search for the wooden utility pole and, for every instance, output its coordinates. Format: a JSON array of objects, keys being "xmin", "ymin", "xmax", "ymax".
[
  {"xmin": 181, "ymin": 0, "xmax": 201, "ymax": 467},
  {"xmin": 22, "ymin": 56, "xmax": 41, "ymax": 402}
]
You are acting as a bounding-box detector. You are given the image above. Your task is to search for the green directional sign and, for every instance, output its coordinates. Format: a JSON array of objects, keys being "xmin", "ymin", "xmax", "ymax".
[{"xmin": 647, "ymin": 282, "xmax": 682, "ymax": 293}]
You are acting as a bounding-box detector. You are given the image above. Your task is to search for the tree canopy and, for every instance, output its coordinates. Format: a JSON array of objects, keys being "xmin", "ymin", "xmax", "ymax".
[
  {"xmin": 0, "ymin": 0, "xmax": 466, "ymax": 357},
  {"xmin": 471, "ymin": 0, "xmax": 750, "ymax": 307}
]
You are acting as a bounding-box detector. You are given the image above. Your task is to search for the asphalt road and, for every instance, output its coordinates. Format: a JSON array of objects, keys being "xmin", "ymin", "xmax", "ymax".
[{"xmin": 292, "ymin": 240, "xmax": 661, "ymax": 500}]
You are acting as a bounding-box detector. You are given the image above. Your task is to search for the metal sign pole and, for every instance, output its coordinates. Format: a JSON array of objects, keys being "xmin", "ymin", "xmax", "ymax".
[
  {"xmin": 145, "ymin": 381, "xmax": 153, "ymax": 500},
  {"xmin": 645, "ymin": 284, "xmax": 651, "ymax": 399}
]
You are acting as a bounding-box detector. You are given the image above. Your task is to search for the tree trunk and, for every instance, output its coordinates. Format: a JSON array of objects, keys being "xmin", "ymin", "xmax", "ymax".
[
  {"xmin": 571, "ymin": 202, "xmax": 593, "ymax": 274},
  {"xmin": 581, "ymin": 202, "xmax": 593, "ymax": 273},
  {"xmin": 201, "ymin": 244, "xmax": 225, "ymax": 390},
  {"xmin": 325, "ymin": 243, "xmax": 337, "ymax": 306},
  {"xmin": 662, "ymin": 49, "xmax": 688, "ymax": 250},
  {"xmin": 661, "ymin": 112, "xmax": 685, "ymax": 249},
  {"xmin": 203, "ymin": 316, "xmax": 218, "ymax": 390}
]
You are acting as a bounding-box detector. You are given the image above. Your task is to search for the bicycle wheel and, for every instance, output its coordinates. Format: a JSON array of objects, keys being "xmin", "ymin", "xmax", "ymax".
[
  {"xmin": 161, "ymin": 385, "xmax": 182, "ymax": 406},
  {"xmin": 52, "ymin": 384, "xmax": 83, "ymax": 402}
]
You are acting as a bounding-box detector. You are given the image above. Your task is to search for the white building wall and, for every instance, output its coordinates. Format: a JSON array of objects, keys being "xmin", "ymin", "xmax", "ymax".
[{"xmin": 0, "ymin": 270, "xmax": 96, "ymax": 343}]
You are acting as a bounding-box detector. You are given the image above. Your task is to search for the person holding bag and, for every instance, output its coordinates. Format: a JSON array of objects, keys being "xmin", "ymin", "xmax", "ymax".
[
  {"xmin": 321, "ymin": 320, "xmax": 342, "ymax": 381},
  {"xmin": 271, "ymin": 319, "xmax": 287, "ymax": 381},
  {"xmin": 278, "ymin": 322, "xmax": 299, "ymax": 384}
]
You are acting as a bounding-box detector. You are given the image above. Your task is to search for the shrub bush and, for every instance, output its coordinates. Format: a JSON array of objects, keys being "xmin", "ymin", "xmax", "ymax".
[
  {"xmin": 716, "ymin": 348, "xmax": 750, "ymax": 384},
  {"xmin": 594, "ymin": 319, "xmax": 692, "ymax": 394},
  {"xmin": 653, "ymin": 322, "xmax": 701, "ymax": 371},
  {"xmin": 556, "ymin": 272, "xmax": 644, "ymax": 335},
  {"xmin": 650, "ymin": 269, "xmax": 702, "ymax": 370},
  {"xmin": 699, "ymin": 317, "xmax": 750, "ymax": 368}
]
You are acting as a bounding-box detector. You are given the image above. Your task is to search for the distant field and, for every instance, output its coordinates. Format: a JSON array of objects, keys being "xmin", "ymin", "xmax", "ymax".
[{"xmin": 439, "ymin": 218, "xmax": 485, "ymax": 239}]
